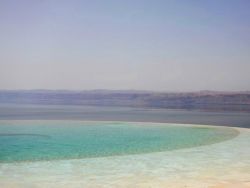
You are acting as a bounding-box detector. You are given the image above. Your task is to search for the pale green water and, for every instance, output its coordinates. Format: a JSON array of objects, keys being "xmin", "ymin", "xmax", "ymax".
[{"xmin": 0, "ymin": 121, "xmax": 238, "ymax": 163}]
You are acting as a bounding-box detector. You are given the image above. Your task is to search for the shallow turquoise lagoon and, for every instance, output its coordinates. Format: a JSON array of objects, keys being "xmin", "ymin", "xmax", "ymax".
[{"xmin": 0, "ymin": 121, "xmax": 238, "ymax": 162}]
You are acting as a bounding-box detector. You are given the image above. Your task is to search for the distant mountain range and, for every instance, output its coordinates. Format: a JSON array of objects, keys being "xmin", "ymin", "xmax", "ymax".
[{"xmin": 0, "ymin": 90, "xmax": 250, "ymax": 112}]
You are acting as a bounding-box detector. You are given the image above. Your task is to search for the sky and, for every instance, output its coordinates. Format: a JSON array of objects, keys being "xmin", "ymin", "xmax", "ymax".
[{"xmin": 0, "ymin": 0, "xmax": 250, "ymax": 91}]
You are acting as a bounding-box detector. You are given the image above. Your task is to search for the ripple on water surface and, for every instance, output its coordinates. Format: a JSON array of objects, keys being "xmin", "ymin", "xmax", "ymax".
[{"xmin": 0, "ymin": 121, "xmax": 239, "ymax": 162}]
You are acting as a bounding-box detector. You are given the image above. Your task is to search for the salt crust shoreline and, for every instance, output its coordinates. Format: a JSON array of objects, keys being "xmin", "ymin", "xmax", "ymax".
[{"xmin": 0, "ymin": 120, "xmax": 249, "ymax": 188}]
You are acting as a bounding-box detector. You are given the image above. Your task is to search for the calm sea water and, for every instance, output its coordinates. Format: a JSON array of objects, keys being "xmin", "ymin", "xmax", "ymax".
[
  {"xmin": 0, "ymin": 104, "xmax": 249, "ymax": 127},
  {"xmin": 0, "ymin": 104, "xmax": 248, "ymax": 162},
  {"xmin": 0, "ymin": 121, "xmax": 238, "ymax": 162},
  {"xmin": 0, "ymin": 104, "xmax": 249, "ymax": 188}
]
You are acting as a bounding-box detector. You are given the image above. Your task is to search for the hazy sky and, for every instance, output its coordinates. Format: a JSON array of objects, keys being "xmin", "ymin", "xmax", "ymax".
[{"xmin": 0, "ymin": 0, "xmax": 250, "ymax": 91}]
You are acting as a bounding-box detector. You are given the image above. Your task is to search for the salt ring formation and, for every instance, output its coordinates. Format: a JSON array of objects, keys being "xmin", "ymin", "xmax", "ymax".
[{"xmin": 0, "ymin": 120, "xmax": 249, "ymax": 188}]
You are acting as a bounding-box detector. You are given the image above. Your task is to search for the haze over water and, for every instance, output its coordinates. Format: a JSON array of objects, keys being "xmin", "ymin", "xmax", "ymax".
[{"xmin": 0, "ymin": 0, "xmax": 250, "ymax": 91}]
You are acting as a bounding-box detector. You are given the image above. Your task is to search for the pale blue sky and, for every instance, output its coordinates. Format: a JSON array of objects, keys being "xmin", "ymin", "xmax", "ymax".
[{"xmin": 0, "ymin": 0, "xmax": 250, "ymax": 91}]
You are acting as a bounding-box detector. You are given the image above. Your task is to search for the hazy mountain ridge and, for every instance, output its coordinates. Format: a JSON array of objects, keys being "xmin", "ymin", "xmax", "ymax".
[{"xmin": 0, "ymin": 90, "xmax": 250, "ymax": 112}]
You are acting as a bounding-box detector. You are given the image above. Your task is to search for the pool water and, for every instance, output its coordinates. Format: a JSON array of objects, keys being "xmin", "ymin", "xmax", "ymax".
[{"xmin": 0, "ymin": 121, "xmax": 238, "ymax": 162}]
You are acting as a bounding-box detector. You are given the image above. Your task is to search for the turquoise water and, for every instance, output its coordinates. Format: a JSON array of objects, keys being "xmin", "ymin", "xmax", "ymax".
[{"xmin": 0, "ymin": 121, "xmax": 238, "ymax": 162}]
